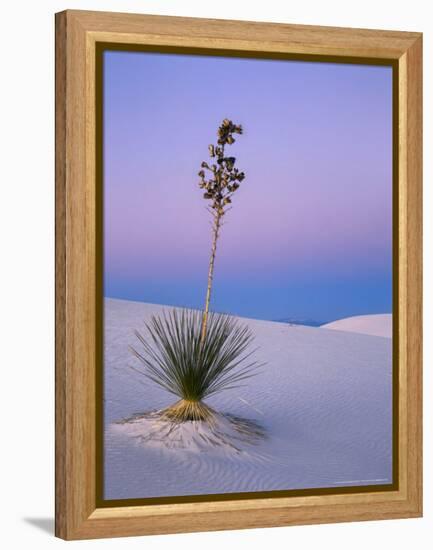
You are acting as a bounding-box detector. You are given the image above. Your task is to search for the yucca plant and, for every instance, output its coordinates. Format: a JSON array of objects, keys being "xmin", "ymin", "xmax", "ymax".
[
  {"xmin": 130, "ymin": 309, "xmax": 259, "ymax": 422},
  {"xmin": 131, "ymin": 119, "xmax": 258, "ymax": 423}
]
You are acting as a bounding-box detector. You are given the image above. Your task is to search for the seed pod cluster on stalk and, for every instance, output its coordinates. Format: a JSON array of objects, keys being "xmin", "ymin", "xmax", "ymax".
[{"xmin": 198, "ymin": 118, "xmax": 246, "ymax": 217}]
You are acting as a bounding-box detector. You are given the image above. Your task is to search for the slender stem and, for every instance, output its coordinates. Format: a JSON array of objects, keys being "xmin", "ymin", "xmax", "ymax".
[
  {"xmin": 200, "ymin": 141, "xmax": 226, "ymax": 344},
  {"xmin": 200, "ymin": 211, "xmax": 222, "ymax": 344}
]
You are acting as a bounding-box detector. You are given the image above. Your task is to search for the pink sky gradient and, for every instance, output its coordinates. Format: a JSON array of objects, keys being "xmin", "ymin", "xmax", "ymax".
[{"xmin": 103, "ymin": 51, "xmax": 393, "ymax": 322}]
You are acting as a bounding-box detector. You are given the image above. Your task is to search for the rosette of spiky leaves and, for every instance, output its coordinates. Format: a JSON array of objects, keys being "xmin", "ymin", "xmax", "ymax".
[
  {"xmin": 198, "ymin": 118, "xmax": 245, "ymax": 218},
  {"xmin": 130, "ymin": 309, "xmax": 260, "ymax": 421}
]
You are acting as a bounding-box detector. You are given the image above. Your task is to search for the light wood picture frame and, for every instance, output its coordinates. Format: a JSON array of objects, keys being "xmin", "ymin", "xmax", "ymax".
[{"xmin": 55, "ymin": 9, "xmax": 422, "ymax": 540}]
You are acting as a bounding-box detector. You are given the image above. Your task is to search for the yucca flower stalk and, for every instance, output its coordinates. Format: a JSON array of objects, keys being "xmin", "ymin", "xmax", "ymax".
[
  {"xmin": 131, "ymin": 119, "xmax": 257, "ymax": 424},
  {"xmin": 198, "ymin": 119, "xmax": 245, "ymax": 343}
]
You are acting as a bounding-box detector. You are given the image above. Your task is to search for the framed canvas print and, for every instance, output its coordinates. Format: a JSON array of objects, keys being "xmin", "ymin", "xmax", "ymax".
[{"xmin": 55, "ymin": 10, "xmax": 423, "ymax": 540}]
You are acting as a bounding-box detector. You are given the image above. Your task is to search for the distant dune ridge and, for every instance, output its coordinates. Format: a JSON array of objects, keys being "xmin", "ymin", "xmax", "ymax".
[
  {"xmin": 321, "ymin": 314, "xmax": 392, "ymax": 338},
  {"xmin": 104, "ymin": 298, "xmax": 393, "ymax": 500},
  {"xmin": 275, "ymin": 317, "xmax": 324, "ymax": 327}
]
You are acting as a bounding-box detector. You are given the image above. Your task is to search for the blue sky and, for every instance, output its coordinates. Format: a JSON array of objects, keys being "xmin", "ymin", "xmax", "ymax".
[{"xmin": 103, "ymin": 50, "xmax": 393, "ymax": 323}]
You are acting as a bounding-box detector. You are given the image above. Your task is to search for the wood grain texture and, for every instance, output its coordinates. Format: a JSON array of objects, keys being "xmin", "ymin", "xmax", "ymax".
[
  {"xmin": 55, "ymin": 10, "xmax": 96, "ymax": 539},
  {"xmin": 54, "ymin": 10, "xmax": 67, "ymax": 539},
  {"xmin": 72, "ymin": 9, "xmax": 419, "ymax": 59},
  {"xmin": 55, "ymin": 9, "xmax": 423, "ymax": 540},
  {"xmin": 404, "ymin": 35, "xmax": 423, "ymax": 515}
]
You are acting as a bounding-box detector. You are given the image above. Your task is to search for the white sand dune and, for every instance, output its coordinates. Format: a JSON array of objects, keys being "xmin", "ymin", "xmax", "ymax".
[
  {"xmin": 104, "ymin": 298, "xmax": 393, "ymax": 500},
  {"xmin": 322, "ymin": 314, "xmax": 392, "ymax": 338}
]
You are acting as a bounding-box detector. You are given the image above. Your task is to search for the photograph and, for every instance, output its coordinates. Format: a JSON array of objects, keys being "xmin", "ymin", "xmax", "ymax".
[{"xmin": 101, "ymin": 49, "xmax": 394, "ymax": 502}]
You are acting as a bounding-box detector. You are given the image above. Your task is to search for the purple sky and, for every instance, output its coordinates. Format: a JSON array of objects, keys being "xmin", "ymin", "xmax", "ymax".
[{"xmin": 103, "ymin": 50, "xmax": 393, "ymax": 322}]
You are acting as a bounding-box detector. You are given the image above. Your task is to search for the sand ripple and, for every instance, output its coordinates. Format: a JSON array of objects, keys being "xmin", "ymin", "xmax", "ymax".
[{"xmin": 104, "ymin": 299, "xmax": 393, "ymax": 499}]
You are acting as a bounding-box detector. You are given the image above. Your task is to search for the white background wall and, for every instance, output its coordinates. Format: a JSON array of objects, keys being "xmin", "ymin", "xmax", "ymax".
[{"xmin": 0, "ymin": 1, "xmax": 430, "ymax": 548}]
